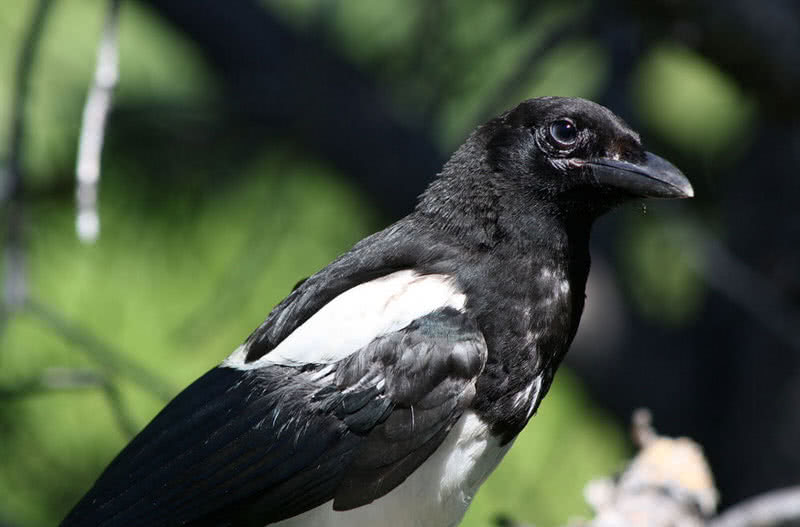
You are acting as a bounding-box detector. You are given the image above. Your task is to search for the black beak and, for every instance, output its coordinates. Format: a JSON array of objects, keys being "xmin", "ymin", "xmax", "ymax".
[{"xmin": 587, "ymin": 152, "xmax": 694, "ymax": 199}]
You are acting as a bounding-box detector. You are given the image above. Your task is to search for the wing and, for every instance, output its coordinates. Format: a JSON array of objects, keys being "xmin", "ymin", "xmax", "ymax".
[{"xmin": 61, "ymin": 274, "xmax": 486, "ymax": 527}]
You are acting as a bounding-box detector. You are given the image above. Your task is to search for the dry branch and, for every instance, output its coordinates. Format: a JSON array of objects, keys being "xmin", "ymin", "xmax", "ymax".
[
  {"xmin": 75, "ymin": 0, "xmax": 121, "ymax": 243},
  {"xmin": 502, "ymin": 410, "xmax": 800, "ymax": 527}
]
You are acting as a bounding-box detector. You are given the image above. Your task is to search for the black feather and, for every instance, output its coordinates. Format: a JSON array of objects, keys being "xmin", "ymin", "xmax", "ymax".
[{"xmin": 62, "ymin": 308, "xmax": 485, "ymax": 526}]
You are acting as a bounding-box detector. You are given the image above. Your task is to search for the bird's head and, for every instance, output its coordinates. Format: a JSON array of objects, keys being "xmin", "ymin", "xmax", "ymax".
[
  {"xmin": 483, "ymin": 96, "xmax": 693, "ymax": 209},
  {"xmin": 418, "ymin": 96, "xmax": 692, "ymax": 245}
]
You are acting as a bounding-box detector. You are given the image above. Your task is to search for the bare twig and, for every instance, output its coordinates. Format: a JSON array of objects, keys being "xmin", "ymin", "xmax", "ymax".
[
  {"xmin": 631, "ymin": 407, "xmax": 656, "ymax": 447},
  {"xmin": 24, "ymin": 298, "xmax": 174, "ymax": 400},
  {"xmin": 75, "ymin": 0, "xmax": 121, "ymax": 243},
  {"xmin": 0, "ymin": 368, "xmax": 106, "ymax": 399},
  {"xmin": 0, "ymin": 367, "xmax": 140, "ymax": 436},
  {"xmin": 577, "ymin": 411, "xmax": 718, "ymax": 527},
  {"xmin": 1, "ymin": 0, "xmax": 52, "ymax": 314},
  {"xmin": 708, "ymin": 486, "xmax": 800, "ymax": 527},
  {"xmin": 101, "ymin": 378, "xmax": 140, "ymax": 437},
  {"xmin": 499, "ymin": 411, "xmax": 799, "ymax": 527}
]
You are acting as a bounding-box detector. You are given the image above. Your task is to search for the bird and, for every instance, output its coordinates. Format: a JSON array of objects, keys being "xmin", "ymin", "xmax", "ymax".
[{"xmin": 60, "ymin": 96, "xmax": 693, "ymax": 527}]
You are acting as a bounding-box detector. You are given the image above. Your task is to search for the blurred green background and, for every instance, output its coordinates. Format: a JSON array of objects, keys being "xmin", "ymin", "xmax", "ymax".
[{"xmin": 2, "ymin": 1, "xmax": 798, "ymax": 526}]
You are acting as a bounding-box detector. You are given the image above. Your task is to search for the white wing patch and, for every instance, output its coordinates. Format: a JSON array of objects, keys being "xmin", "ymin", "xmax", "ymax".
[{"xmin": 224, "ymin": 270, "xmax": 466, "ymax": 369}]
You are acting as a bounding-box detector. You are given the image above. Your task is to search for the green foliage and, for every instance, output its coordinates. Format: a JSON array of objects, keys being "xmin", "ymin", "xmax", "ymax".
[
  {"xmin": 1, "ymin": 148, "xmax": 377, "ymax": 524},
  {"xmin": 264, "ymin": 0, "xmax": 601, "ymax": 150},
  {"xmin": 0, "ymin": 1, "xmax": 749, "ymax": 525},
  {"xmin": 634, "ymin": 44, "xmax": 755, "ymax": 157},
  {"xmin": 619, "ymin": 211, "xmax": 705, "ymax": 325},
  {"xmin": 1, "ymin": 0, "xmax": 214, "ymax": 186}
]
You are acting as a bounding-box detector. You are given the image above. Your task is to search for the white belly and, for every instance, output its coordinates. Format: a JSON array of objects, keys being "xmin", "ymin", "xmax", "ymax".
[{"xmin": 272, "ymin": 411, "xmax": 511, "ymax": 527}]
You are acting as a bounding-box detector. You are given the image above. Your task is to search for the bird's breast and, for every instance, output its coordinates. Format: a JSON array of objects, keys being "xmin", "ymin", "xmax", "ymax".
[{"xmin": 469, "ymin": 258, "xmax": 580, "ymax": 441}]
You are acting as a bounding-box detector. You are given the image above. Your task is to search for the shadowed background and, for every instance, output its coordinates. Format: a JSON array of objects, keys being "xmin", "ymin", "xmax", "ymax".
[{"xmin": 1, "ymin": 1, "xmax": 799, "ymax": 526}]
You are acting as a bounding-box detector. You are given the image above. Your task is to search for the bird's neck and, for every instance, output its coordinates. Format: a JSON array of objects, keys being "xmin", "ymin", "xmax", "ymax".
[
  {"xmin": 416, "ymin": 135, "xmax": 597, "ymax": 254},
  {"xmin": 417, "ymin": 171, "xmax": 596, "ymax": 443},
  {"xmin": 417, "ymin": 176, "xmax": 593, "ymax": 262}
]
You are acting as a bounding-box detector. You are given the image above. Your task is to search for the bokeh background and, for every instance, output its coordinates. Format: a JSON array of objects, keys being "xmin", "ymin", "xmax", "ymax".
[{"xmin": 1, "ymin": 1, "xmax": 799, "ymax": 526}]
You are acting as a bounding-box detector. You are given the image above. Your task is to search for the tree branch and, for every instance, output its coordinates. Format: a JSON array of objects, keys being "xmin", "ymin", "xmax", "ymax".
[
  {"xmin": 0, "ymin": 367, "xmax": 141, "ymax": 437},
  {"xmin": 1, "ymin": 0, "xmax": 52, "ymax": 315},
  {"xmin": 140, "ymin": 0, "xmax": 445, "ymax": 219},
  {"xmin": 24, "ymin": 298, "xmax": 174, "ymax": 401},
  {"xmin": 75, "ymin": 0, "xmax": 121, "ymax": 243},
  {"xmin": 0, "ymin": 368, "xmax": 105, "ymax": 399},
  {"xmin": 708, "ymin": 486, "xmax": 800, "ymax": 527}
]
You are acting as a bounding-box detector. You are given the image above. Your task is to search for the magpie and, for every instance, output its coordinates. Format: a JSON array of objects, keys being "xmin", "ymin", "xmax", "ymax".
[{"xmin": 60, "ymin": 97, "xmax": 692, "ymax": 527}]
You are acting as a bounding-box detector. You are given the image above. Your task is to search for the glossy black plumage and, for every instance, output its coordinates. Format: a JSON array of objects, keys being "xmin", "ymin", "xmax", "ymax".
[
  {"xmin": 61, "ymin": 97, "xmax": 692, "ymax": 527},
  {"xmin": 61, "ymin": 308, "xmax": 485, "ymax": 526}
]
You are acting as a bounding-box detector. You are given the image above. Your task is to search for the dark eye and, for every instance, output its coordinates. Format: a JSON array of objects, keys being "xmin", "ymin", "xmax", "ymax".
[{"xmin": 549, "ymin": 119, "xmax": 578, "ymax": 146}]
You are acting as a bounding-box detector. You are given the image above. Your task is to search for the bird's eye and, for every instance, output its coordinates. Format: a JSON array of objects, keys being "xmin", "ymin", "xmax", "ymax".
[{"xmin": 548, "ymin": 119, "xmax": 578, "ymax": 147}]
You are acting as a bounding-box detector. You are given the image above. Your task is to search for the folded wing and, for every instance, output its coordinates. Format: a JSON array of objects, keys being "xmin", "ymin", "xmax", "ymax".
[{"xmin": 61, "ymin": 272, "xmax": 486, "ymax": 527}]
